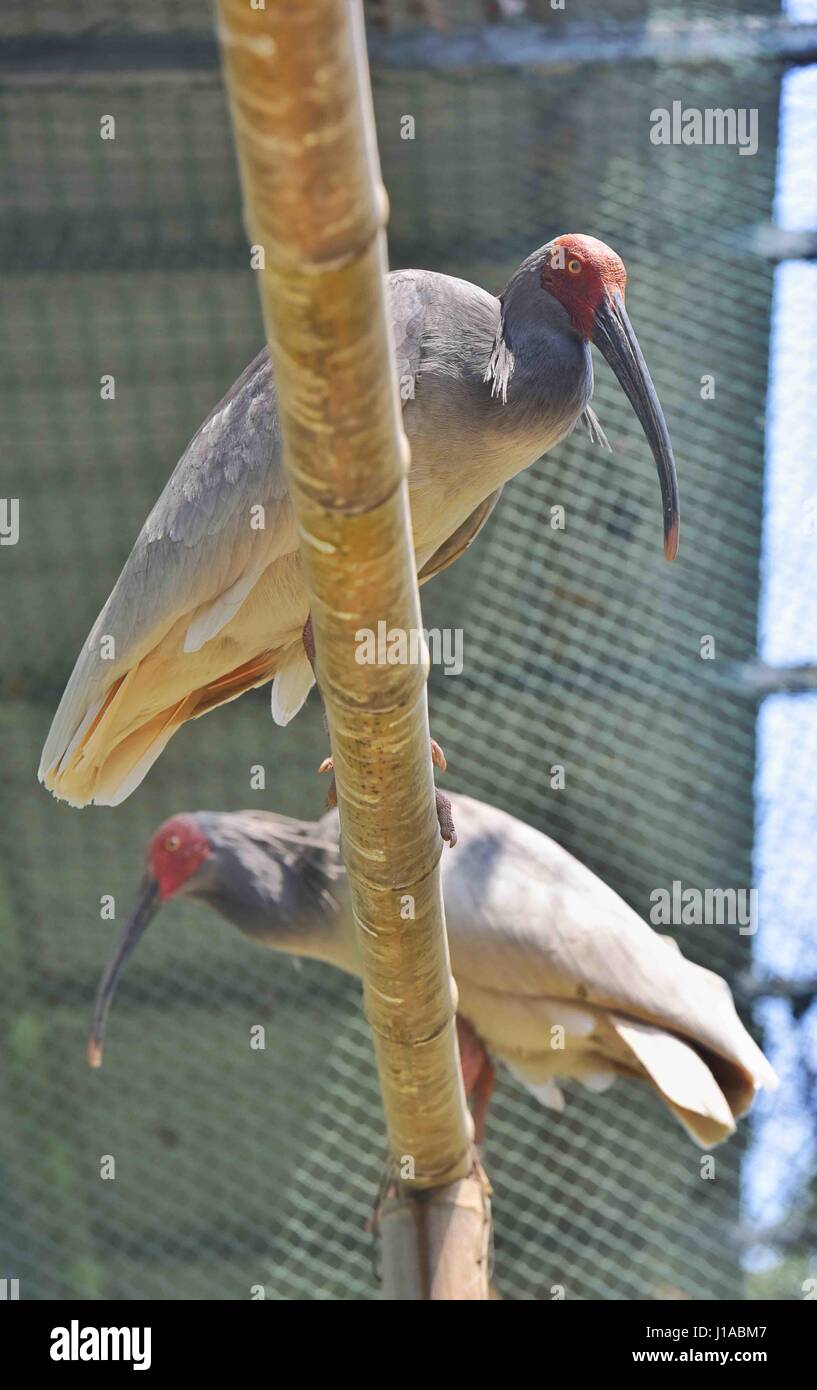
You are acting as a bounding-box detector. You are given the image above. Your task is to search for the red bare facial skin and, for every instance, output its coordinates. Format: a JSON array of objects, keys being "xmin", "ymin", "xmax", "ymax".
[
  {"xmin": 541, "ymin": 234, "xmax": 628, "ymax": 340},
  {"xmin": 148, "ymin": 815, "xmax": 212, "ymax": 900}
]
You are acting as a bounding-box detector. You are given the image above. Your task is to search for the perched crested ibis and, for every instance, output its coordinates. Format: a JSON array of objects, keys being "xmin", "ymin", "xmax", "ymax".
[
  {"xmin": 87, "ymin": 794, "xmax": 774, "ymax": 1148},
  {"xmin": 40, "ymin": 236, "xmax": 679, "ymax": 814}
]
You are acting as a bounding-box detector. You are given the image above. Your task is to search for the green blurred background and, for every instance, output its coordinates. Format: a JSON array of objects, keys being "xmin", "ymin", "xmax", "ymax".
[{"xmin": 1, "ymin": 0, "xmax": 815, "ymax": 1299}]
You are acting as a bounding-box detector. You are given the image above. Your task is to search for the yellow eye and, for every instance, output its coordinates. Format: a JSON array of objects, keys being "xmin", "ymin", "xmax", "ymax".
[
  {"xmin": 567, "ymin": 258, "xmax": 582, "ymax": 275},
  {"xmin": 164, "ymin": 835, "xmax": 181, "ymax": 852}
]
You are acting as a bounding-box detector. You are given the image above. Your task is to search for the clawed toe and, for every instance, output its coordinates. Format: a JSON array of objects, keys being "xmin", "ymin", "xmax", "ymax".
[
  {"xmin": 318, "ymin": 756, "xmax": 337, "ymax": 808},
  {"xmin": 436, "ymin": 789, "xmax": 457, "ymax": 848},
  {"xmin": 430, "ymin": 738, "xmax": 447, "ymax": 773},
  {"xmin": 316, "ymin": 744, "xmax": 456, "ymax": 843}
]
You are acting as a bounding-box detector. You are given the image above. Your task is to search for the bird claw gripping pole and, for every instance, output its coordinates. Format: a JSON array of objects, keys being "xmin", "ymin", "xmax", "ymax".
[{"xmin": 215, "ymin": 0, "xmax": 489, "ymax": 1296}]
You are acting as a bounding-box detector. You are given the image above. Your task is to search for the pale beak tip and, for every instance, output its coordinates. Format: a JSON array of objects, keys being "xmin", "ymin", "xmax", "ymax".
[
  {"xmin": 87, "ymin": 1038, "xmax": 103, "ymax": 1069},
  {"xmin": 664, "ymin": 518, "xmax": 680, "ymax": 562}
]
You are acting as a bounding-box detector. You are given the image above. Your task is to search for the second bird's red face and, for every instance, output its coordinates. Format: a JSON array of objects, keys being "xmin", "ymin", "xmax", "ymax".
[
  {"xmin": 148, "ymin": 815, "xmax": 212, "ymax": 900},
  {"xmin": 540, "ymin": 234, "xmax": 628, "ymax": 340}
]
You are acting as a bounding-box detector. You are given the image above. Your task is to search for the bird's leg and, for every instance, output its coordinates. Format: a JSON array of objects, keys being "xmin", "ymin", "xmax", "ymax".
[
  {"xmin": 471, "ymin": 1054, "xmax": 496, "ymax": 1148},
  {"xmin": 302, "ymin": 610, "xmax": 317, "ymax": 680},
  {"xmin": 303, "ymin": 612, "xmax": 457, "ymax": 846},
  {"xmin": 457, "ymin": 1017, "xmax": 496, "ymax": 1146}
]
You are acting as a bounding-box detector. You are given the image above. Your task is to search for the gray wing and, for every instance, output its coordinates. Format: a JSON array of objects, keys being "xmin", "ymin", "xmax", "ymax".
[
  {"xmin": 94, "ymin": 349, "xmax": 292, "ymax": 666},
  {"xmin": 390, "ymin": 268, "xmax": 506, "ymax": 578},
  {"xmin": 390, "ymin": 266, "xmax": 500, "ymax": 387},
  {"xmin": 67, "ymin": 268, "xmax": 488, "ymax": 689},
  {"xmin": 390, "ymin": 270, "xmax": 428, "ymax": 393},
  {"xmin": 440, "ymin": 795, "xmax": 776, "ymax": 1091},
  {"xmin": 50, "ymin": 272, "xmax": 454, "ymax": 704},
  {"xmin": 40, "ymin": 272, "xmax": 499, "ymax": 793},
  {"xmin": 41, "ymin": 350, "xmax": 294, "ymax": 768}
]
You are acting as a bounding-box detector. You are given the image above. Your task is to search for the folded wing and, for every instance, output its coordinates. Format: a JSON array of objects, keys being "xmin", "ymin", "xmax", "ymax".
[
  {"xmin": 441, "ymin": 795, "xmax": 777, "ymax": 1145},
  {"xmin": 39, "ymin": 350, "xmax": 304, "ymax": 805}
]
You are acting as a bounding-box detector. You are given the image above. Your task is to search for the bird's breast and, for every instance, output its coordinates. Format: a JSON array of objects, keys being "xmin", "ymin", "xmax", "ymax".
[{"xmin": 404, "ymin": 343, "xmax": 592, "ymax": 563}]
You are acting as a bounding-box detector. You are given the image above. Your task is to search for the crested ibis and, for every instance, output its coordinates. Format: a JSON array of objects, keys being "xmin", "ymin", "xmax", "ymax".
[
  {"xmin": 40, "ymin": 236, "xmax": 679, "ymax": 814},
  {"xmin": 87, "ymin": 794, "xmax": 775, "ymax": 1148}
]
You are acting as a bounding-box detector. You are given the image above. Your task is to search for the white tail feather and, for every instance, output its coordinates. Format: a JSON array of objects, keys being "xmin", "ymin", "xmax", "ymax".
[
  {"xmin": 610, "ymin": 1016, "xmax": 735, "ymax": 1145},
  {"xmin": 271, "ymin": 647, "xmax": 315, "ymax": 726},
  {"xmin": 521, "ymin": 1077, "xmax": 565, "ymax": 1113},
  {"xmin": 102, "ymin": 731, "xmax": 179, "ymax": 806},
  {"xmin": 579, "ymin": 1067, "xmax": 617, "ymax": 1094}
]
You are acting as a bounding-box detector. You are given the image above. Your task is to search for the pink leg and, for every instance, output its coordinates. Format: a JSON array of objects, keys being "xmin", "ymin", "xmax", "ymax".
[
  {"xmin": 457, "ymin": 1017, "xmax": 496, "ymax": 1144},
  {"xmin": 471, "ymin": 1055, "xmax": 496, "ymax": 1146},
  {"xmin": 302, "ymin": 612, "xmax": 316, "ymax": 671}
]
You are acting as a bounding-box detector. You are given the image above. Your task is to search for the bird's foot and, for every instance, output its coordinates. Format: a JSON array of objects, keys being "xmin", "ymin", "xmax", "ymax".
[
  {"xmin": 435, "ymin": 788, "xmax": 457, "ymax": 848},
  {"xmin": 318, "ymin": 755, "xmax": 338, "ymax": 810},
  {"xmin": 430, "ymin": 737, "xmax": 446, "ymax": 772},
  {"xmin": 429, "ymin": 738, "xmax": 457, "ymax": 847},
  {"xmin": 318, "ymin": 740, "xmax": 456, "ymax": 846}
]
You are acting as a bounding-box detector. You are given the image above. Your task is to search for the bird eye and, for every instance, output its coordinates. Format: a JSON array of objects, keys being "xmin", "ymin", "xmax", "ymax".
[
  {"xmin": 567, "ymin": 258, "xmax": 582, "ymax": 275},
  {"xmin": 164, "ymin": 835, "xmax": 181, "ymax": 852}
]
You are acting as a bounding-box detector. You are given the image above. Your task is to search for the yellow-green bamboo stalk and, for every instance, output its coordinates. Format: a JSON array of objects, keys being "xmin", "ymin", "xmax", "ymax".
[{"xmin": 215, "ymin": 1, "xmax": 488, "ymax": 1278}]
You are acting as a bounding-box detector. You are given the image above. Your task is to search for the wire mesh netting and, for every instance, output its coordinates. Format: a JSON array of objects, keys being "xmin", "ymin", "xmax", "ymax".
[{"xmin": 1, "ymin": 0, "xmax": 815, "ymax": 1299}]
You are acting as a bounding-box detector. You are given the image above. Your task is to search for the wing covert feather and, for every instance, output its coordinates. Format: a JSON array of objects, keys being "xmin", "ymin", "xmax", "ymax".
[
  {"xmin": 40, "ymin": 351, "xmax": 295, "ymax": 776},
  {"xmin": 440, "ymin": 795, "xmax": 775, "ymax": 1089}
]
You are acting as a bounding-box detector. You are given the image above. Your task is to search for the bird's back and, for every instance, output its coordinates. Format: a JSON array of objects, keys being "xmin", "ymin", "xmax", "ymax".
[
  {"xmin": 436, "ymin": 794, "xmax": 775, "ymax": 1142},
  {"xmin": 39, "ymin": 251, "xmax": 597, "ymax": 809},
  {"xmin": 38, "ymin": 270, "xmax": 521, "ymax": 807}
]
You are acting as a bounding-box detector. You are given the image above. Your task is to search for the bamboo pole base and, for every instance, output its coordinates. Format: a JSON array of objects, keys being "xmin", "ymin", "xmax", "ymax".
[{"xmin": 379, "ymin": 1165, "xmax": 493, "ymax": 1300}]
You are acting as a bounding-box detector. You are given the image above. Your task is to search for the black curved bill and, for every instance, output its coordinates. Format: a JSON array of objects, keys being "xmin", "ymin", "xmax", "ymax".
[
  {"xmin": 592, "ymin": 290, "xmax": 680, "ymax": 561},
  {"xmin": 87, "ymin": 874, "xmax": 160, "ymax": 1068}
]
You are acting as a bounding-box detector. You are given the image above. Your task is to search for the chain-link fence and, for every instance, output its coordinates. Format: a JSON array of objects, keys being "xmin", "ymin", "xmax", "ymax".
[{"xmin": 1, "ymin": 0, "xmax": 815, "ymax": 1299}]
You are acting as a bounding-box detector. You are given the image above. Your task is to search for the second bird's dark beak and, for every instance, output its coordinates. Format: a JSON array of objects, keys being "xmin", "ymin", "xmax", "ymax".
[
  {"xmin": 593, "ymin": 290, "xmax": 680, "ymax": 560},
  {"xmin": 87, "ymin": 873, "xmax": 160, "ymax": 1068}
]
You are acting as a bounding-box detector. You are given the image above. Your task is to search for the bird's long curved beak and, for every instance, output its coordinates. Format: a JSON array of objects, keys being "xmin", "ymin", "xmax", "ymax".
[
  {"xmin": 87, "ymin": 873, "xmax": 160, "ymax": 1068},
  {"xmin": 592, "ymin": 290, "xmax": 680, "ymax": 560}
]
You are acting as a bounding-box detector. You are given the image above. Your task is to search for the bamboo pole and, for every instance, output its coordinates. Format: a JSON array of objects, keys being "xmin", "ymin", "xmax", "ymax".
[{"xmin": 215, "ymin": 0, "xmax": 490, "ymax": 1295}]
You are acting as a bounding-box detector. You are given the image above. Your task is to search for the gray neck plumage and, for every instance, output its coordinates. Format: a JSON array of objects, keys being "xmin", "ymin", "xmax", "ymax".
[
  {"xmin": 187, "ymin": 831, "xmax": 358, "ymax": 974},
  {"xmin": 485, "ymin": 254, "xmax": 592, "ymax": 417}
]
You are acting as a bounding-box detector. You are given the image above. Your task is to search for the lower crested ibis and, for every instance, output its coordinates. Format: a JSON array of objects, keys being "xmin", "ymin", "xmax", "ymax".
[
  {"xmin": 40, "ymin": 236, "xmax": 679, "ymax": 818},
  {"xmin": 88, "ymin": 794, "xmax": 774, "ymax": 1148}
]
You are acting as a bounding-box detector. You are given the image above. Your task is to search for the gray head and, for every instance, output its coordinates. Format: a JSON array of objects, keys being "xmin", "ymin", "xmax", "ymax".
[
  {"xmin": 86, "ymin": 810, "xmax": 341, "ymax": 1068},
  {"xmin": 502, "ymin": 232, "xmax": 680, "ymax": 560}
]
